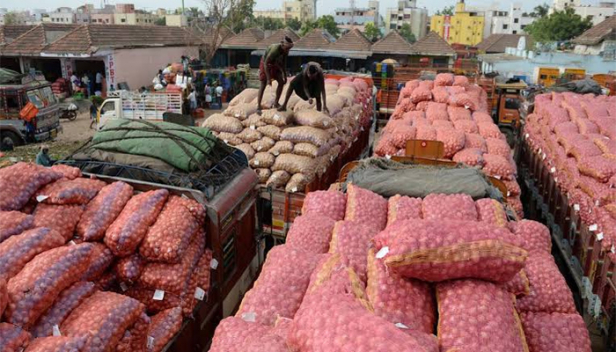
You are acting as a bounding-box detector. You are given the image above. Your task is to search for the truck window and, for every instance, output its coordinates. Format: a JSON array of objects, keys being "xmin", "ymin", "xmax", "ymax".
[
  {"xmin": 101, "ymin": 101, "xmax": 115, "ymax": 114},
  {"xmin": 5, "ymin": 95, "xmax": 21, "ymax": 112},
  {"xmin": 27, "ymin": 87, "xmax": 57, "ymax": 109}
]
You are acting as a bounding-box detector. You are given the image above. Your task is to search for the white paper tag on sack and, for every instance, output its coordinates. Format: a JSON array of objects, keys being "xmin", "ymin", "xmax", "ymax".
[
  {"xmin": 223, "ymin": 139, "xmax": 228, "ymax": 144},
  {"xmin": 257, "ymin": 146, "xmax": 262, "ymax": 151},
  {"xmin": 153, "ymin": 290, "xmax": 165, "ymax": 301},
  {"xmin": 550, "ymin": 167, "xmax": 556, "ymax": 173},
  {"xmin": 355, "ymin": 115, "xmax": 359, "ymax": 121},
  {"xmin": 376, "ymin": 247, "xmax": 389, "ymax": 259},
  {"xmin": 120, "ymin": 282, "xmax": 128, "ymax": 292},
  {"xmin": 542, "ymin": 153, "xmax": 547, "ymax": 160},
  {"xmin": 69, "ymin": 240, "xmax": 76, "ymax": 246},
  {"xmin": 291, "ymin": 187, "xmax": 298, "ymax": 193},
  {"xmin": 36, "ymin": 195, "xmax": 49, "ymax": 203},
  {"xmin": 254, "ymin": 160, "xmax": 260, "ymax": 166},
  {"xmin": 611, "ymin": 245, "xmax": 615, "ymax": 254},
  {"xmin": 494, "ymin": 175, "xmax": 502, "ymax": 180},
  {"xmin": 596, "ymin": 233, "xmax": 604, "ymax": 241},
  {"xmin": 589, "ymin": 224, "xmax": 598, "ymax": 232},
  {"xmin": 595, "ymin": 200, "xmax": 600, "ymax": 206},
  {"xmin": 194, "ymin": 287, "xmax": 206, "ymax": 301},
  {"xmin": 235, "ymin": 113, "xmax": 240, "ymax": 118},
  {"xmin": 147, "ymin": 336, "xmax": 155, "ymax": 349},
  {"xmin": 525, "ymin": 133, "xmax": 529, "ymax": 139},
  {"xmin": 361, "ymin": 126, "xmax": 365, "ymax": 132},
  {"xmin": 395, "ymin": 323, "xmax": 409, "ymax": 329},
  {"xmin": 210, "ymin": 258, "xmax": 219, "ymax": 270},
  {"xmin": 241, "ymin": 312, "xmax": 257, "ymax": 322},
  {"xmin": 52, "ymin": 325, "xmax": 61, "ymax": 336},
  {"xmin": 330, "ymin": 156, "xmax": 335, "ymax": 162},
  {"xmin": 554, "ymin": 177, "xmax": 558, "ymax": 183},
  {"xmin": 274, "ymin": 114, "xmax": 280, "ymax": 121},
  {"xmin": 385, "ymin": 154, "xmax": 392, "ymax": 160},
  {"xmin": 250, "ymin": 125, "xmax": 256, "ymax": 130},
  {"xmin": 574, "ymin": 204, "xmax": 580, "ymax": 212},
  {"xmin": 324, "ymin": 121, "xmax": 329, "ymax": 127},
  {"xmin": 507, "ymin": 191, "xmax": 511, "ymax": 197}
]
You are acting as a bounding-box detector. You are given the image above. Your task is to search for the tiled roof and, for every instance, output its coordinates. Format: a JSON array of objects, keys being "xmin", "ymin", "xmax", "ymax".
[
  {"xmin": 2, "ymin": 23, "xmax": 77, "ymax": 55},
  {"xmin": 294, "ymin": 28, "xmax": 335, "ymax": 50},
  {"xmin": 222, "ymin": 27, "xmax": 265, "ymax": 48},
  {"xmin": 410, "ymin": 31, "xmax": 456, "ymax": 56},
  {"xmin": 0, "ymin": 25, "xmax": 34, "ymax": 45},
  {"xmin": 477, "ymin": 34, "xmax": 526, "ymax": 53},
  {"xmin": 370, "ymin": 30, "xmax": 413, "ymax": 55},
  {"xmin": 331, "ymin": 29, "xmax": 372, "ymax": 52},
  {"xmin": 43, "ymin": 25, "xmax": 213, "ymax": 54},
  {"xmin": 573, "ymin": 15, "xmax": 616, "ymax": 45},
  {"xmin": 256, "ymin": 28, "xmax": 300, "ymax": 49}
]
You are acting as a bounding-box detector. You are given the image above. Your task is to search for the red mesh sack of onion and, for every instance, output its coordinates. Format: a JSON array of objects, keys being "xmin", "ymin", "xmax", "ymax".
[{"xmin": 377, "ymin": 219, "xmax": 527, "ymax": 283}]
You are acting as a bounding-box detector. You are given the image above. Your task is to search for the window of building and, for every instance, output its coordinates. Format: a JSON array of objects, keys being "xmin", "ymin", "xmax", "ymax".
[
  {"xmin": 521, "ymin": 24, "xmax": 526, "ymax": 29},
  {"xmin": 287, "ymin": 7, "xmax": 292, "ymax": 11},
  {"xmin": 513, "ymin": 30, "xmax": 517, "ymax": 34},
  {"xmin": 390, "ymin": 23, "xmax": 396, "ymax": 29},
  {"xmin": 514, "ymin": 18, "xmax": 519, "ymax": 23},
  {"xmin": 404, "ymin": 14, "xmax": 410, "ymax": 19},
  {"xmin": 391, "ymin": 14, "xmax": 396, "ymax": 19},
  {"xmin": 121, "ymin": 18, "xmax": 126, "ymax": 23},
  {"xmin": 503, "ymin": 24, "xmax": 508, "ymax": 29}
]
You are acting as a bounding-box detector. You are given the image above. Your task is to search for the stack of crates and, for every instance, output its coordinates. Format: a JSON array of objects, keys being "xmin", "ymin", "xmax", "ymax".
[{"xmin": 372, "ymin": 62, "xmax": 397, "ymax": 118}]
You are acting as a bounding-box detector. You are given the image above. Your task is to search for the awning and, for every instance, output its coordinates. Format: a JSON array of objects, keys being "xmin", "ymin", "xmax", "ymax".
[{"xmin": 250, "ymin": 49, "xmax": 371, "ymax": 60}]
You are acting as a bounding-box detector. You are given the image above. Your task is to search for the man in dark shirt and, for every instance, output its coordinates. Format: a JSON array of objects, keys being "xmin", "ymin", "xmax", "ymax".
[
  {"xmin": 278, "ymin": 62, "xmax": 328, "ymax": 113},
  {"xmin": 256, "ymin": 36, "xmax": 294, "ymax": 115}
]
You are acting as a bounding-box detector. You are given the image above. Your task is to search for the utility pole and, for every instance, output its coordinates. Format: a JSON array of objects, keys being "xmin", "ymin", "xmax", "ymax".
[
  {"xmin": 182, "ymin": 0, "xmax": 185, "ymax": 16},
  {"xmin": 350, "ymin": 0, "xmax": 356, "ymax": 29}
]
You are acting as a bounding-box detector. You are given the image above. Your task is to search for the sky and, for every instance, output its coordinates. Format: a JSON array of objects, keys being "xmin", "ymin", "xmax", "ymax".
[{"xmin": 2, "ymin": 0, "xmax": 561, "ymax": 18}]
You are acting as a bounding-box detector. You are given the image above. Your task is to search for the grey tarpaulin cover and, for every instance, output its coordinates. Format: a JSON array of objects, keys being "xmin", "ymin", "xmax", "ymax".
[{"xmin": 343, "ymin": 158, "xmax": 503, "ymax": 200}]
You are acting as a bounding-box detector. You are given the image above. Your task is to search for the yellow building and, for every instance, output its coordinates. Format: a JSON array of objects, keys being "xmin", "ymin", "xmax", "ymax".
[{"xmin": 430, "ymin": 1, "xmax": 484, "ymax": 46}]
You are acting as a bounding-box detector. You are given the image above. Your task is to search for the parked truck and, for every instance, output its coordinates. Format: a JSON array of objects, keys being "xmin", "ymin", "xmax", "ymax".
[
  {"xmin": 97, "ymin": 90, "xmax": 183, "ymax": 129},
  {"xmin": 0, "ymin": 69, "xmax": 61, "ymax": 148}
]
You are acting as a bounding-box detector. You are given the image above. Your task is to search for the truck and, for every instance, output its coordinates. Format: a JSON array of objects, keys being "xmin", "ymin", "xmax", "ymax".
[
  {"xmin": 97, "ymin": 90, "xmax": 183, "ymax": 129},
  {"xmin": 0, "ymin": 69, "xmax": 61, "ymax": 148}
]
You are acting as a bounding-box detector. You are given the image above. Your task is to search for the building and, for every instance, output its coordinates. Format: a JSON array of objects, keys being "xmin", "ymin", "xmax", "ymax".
[
  {"xmin": 385, "ymin": 0, "xmax": 428, "ymax": 39},
  {"xmin": 91, "ymin": 13, "xmax": 115, "ymax": 25},
  {"xmin": 573, "ymin": 15, "xmax": 616, "ymax": 57},
  {"xmin": 253, "ymin": 9, "xmax": 286, "ymax": 20},
  {"xmin": 0, "ymin": 11, "xmax": 37, "ymax": 25},
  {"xmin": 431, "ymin": 1, "xmax": 485, "ymax": 46},
  {"xmin": 166, "ymin": 15, "xmax": 188, "ymax": 27},
  {"xmin": 114, "ymin": 11, "xmax": 158, "ymax": 26},
  {"xmin": 283, "ymin": 0, "xmax": 317, "ymax": 21},
  {"xmin": 116, "ymin": 4, "xmax": 136, "ymax": 14},
  {"xmin": 45, "ymin": 7, "xmax": 76, "ymax": 24},
  {"xmin": 335, "ymin": 1, "xmax": 380, "ymax": 31},
  {"xmin": 487, "ymin": 3, "xmax": 534, "ymax": 36},
  {"xmin": 0, "ymin": 24, "xmax": 211, "ymax": 91},
  {"xmin": 551, "ymin": 0, "xmax": 616, "ymax": 26}
]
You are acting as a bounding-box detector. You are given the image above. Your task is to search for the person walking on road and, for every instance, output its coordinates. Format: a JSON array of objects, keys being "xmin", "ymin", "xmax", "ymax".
[
  {"xmin": 256, "ymin": 36, "xmax": 294, "ymax": 115},
  {"xmin": 215, "ymin": 84, "xmax": 223, "ymax": 109}
]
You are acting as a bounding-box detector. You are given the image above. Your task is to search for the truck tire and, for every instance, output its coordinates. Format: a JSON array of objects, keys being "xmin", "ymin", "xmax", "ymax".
[{"xmin": 0, "ymin": 131, "xmax": 21, "ymax": 151}]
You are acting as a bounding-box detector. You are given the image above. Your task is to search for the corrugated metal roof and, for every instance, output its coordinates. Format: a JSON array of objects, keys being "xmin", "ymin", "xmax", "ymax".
[{"xmin": 573, "ymin": 15, "xmax": 616, "ymax": 46}]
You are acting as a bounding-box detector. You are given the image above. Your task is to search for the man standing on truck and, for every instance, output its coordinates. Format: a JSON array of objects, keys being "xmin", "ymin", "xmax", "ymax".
[
  {"xmin": 278, "ymin": 62, "xmax": 328, "ymax": 114},
  {"xmin": 256, "ymin": 36, "xmax": 294, "ymax": 115}
]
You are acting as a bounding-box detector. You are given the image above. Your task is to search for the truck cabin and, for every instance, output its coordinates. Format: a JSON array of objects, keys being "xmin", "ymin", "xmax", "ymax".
[{"xmin": 0, "ymin": 69, "xmax": 61, "ymax": 146}]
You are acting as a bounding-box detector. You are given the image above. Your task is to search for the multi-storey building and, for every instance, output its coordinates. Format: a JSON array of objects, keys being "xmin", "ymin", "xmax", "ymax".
[
  {"xmin": 385, "ymin": 0, "xmax": 428, "ymax": 39},
  {"xmin": 335, "ymin": 1, "xmax": 380, "ymax": 31},
  {"xmin": 431, "ymin": 0, "xmax": 484, "ymax": 46}
]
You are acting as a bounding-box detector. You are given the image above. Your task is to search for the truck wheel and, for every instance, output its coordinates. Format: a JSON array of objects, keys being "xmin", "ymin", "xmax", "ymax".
[{"xmin": 1, "ymin": 131, "xmax": 21, "ymax": 150}]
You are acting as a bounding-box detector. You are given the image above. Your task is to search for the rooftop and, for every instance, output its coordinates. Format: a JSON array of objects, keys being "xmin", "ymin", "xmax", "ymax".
[
  {"xmin": 410, "ymin": 31, "xmax": 456, "ymax": 56},
  {"xmin": 0, "ymin": 25, "xmax": 34, "ymax": 46},
  {"xmin": 221, "ymin": 27, "xmax": 265, "ymax": 49},
  {"xmin": 572, "ymin": 15, "xmax": 616, "ymax": 46},
  {"xmin": 2, "ymin": 23, "xmax": 77, "ymax": 55},
  {"xmin": 477, "ymin": 34, "xmax": 527, "ymax": 53},
  {"xmin": 371, "ymin": 30, "xmax": 414, "ymax": 55}
]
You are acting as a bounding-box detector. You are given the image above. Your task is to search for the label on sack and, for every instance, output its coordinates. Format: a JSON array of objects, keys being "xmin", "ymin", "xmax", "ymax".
[
  {"xmin": 611, "ymin": 245, "xmax": 615, "ymax": 254},
  {"xmin": 52, "ymin": 325, "xmax": 61, "ymax": 337},
  {"xmin": 250, "ymin": 125, "xmax": 256, "ymax": 130},
  {"xmin": 273, "ymin": 114, "xmax": 280, "ymax": 121},
  {"xmin": 361, "ymin": 126, "xmax": 365, "ymax": 132},
  {"xmin": 494, "ymin": 175, "xmax": 501, "ymax": 180},
  {"xmin": 550, "ymin": 167, "xmax": 556, "ymax": 173},
  {"xmin": 395, "ymin": 323, "xmax": 409, "ymax": 329},
  {"xmin": 385, "ymin": 154, "xmax": 392, "ymax": 160},
  {"xmin": 355, "ymin": 115, "xmax": 359, "ymax": 121},
  {"xmin": 542, "ymin": 153, "xmax": 546, "ymax": 160},
  {"xmin": 589, "ymin": 224, "xmax": 598, "ymax": 232},
  {"xmin": 194, "ymin": 287, "xmax": 206, "ymax": 301},
  {"xmin": 69, "ymin": 240, "xmax": 76, "ymax": 246},
  {"xmin": 330, "ymin": 156, "xmax": 335, "ymax": 162},
  {"xmin": 595, "ymin": 200, "xmax": 600, "ymax": 206},
  {"xmin": 223, "ymin": 139, "xmax": 228, "ymax": 144},
  {"xmin": 120, "ymin": 282, "xmax": 128, "ymax": 292},
  {"xmin": 235, "ymin": 113, "xmax": 240, "ymax": 118},
  {"xmin": 36, "ymin": 195, "xmax": 49, "ymax": 202},
  {"xmin": 554, "ymin": 177, "xmax": 558, "ymax": 183},
  {"xmin": 210, "ymin": 258, "xmax": 219, "ymax": 270},
  {"xmin": 153, "ymin": 290, "xmax": 165, "ymax": 301},
  {"xmin": 324, "ymin": 121, "xmax": 329, "ymax": 127},
  {"xmin": 507, "ymin": 191, "xmax": 511, "ymax": 197},
  {"xmin": 525, "ymin": 133, "xmax": 529, "ymax": 139},
  {"xmin": 596, "ymin": 233, "xmax": 604, "ymax": 241},
  {"xmin": 375, "ymin": 247, "xmax": 389, "ymax": 259},
  {"xmin": 291, "ymin": 187, "xmax": 298, "ymax": 193},
  {"xmin": 241, "ymin": 312, "xmax": 257, "ymax": 322},
  {"xmin": 573, "ymin": 204, "xmax": 580, "ymax": 212},
  {"xmin": 147, "ymin": 336, "xmax": 154, "ymax": 349},
  {"xmin": 254, "ymin": 160, "xmax": 260, "ymax": 166}
]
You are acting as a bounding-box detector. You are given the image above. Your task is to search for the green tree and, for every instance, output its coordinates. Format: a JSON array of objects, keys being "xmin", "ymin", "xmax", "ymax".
[
  {"xmin": 286, "ymin": 17, "xmax": 302, "ymax": 31},
  {"xmin": 399, "ymin": 23, "xmax": 416, "ymax": 43},
  {"xmin": 225, "ymin": 0, "xmax": 255, "ymax": 33},
  {"xmin": 302, "ymin": 15, "xmax": 340, "ymax": 38},
  {"xmin": 3, "ymin": 12, "xmax": 19, "ymax": 25},
  {"xmin": 363, "ymin": 21, "xmax": 381, "ymax": 42},
  {"xmin": 155, "ymin": 17, "xmax": 166, "ymax": 25},
  {"xmin": 530, "ymin": 4, "xmax": 549, "ymax": 18},
  {"xmin": 524, "ymin": 8, "xmax": 592, "ymax": 44},
  {"xmin": 253, "ymin": 16, "xmax": 285, "ymax": 30},
  {"xmin": 436, "ymin": 6, "xmax": 454, "ymax": 16}
]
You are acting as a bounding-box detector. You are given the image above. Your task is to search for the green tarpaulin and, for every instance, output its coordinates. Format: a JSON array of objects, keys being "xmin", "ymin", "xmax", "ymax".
[{"xmin": 91, "ymin": 119, "xmax": 217, "ymax": 172}]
